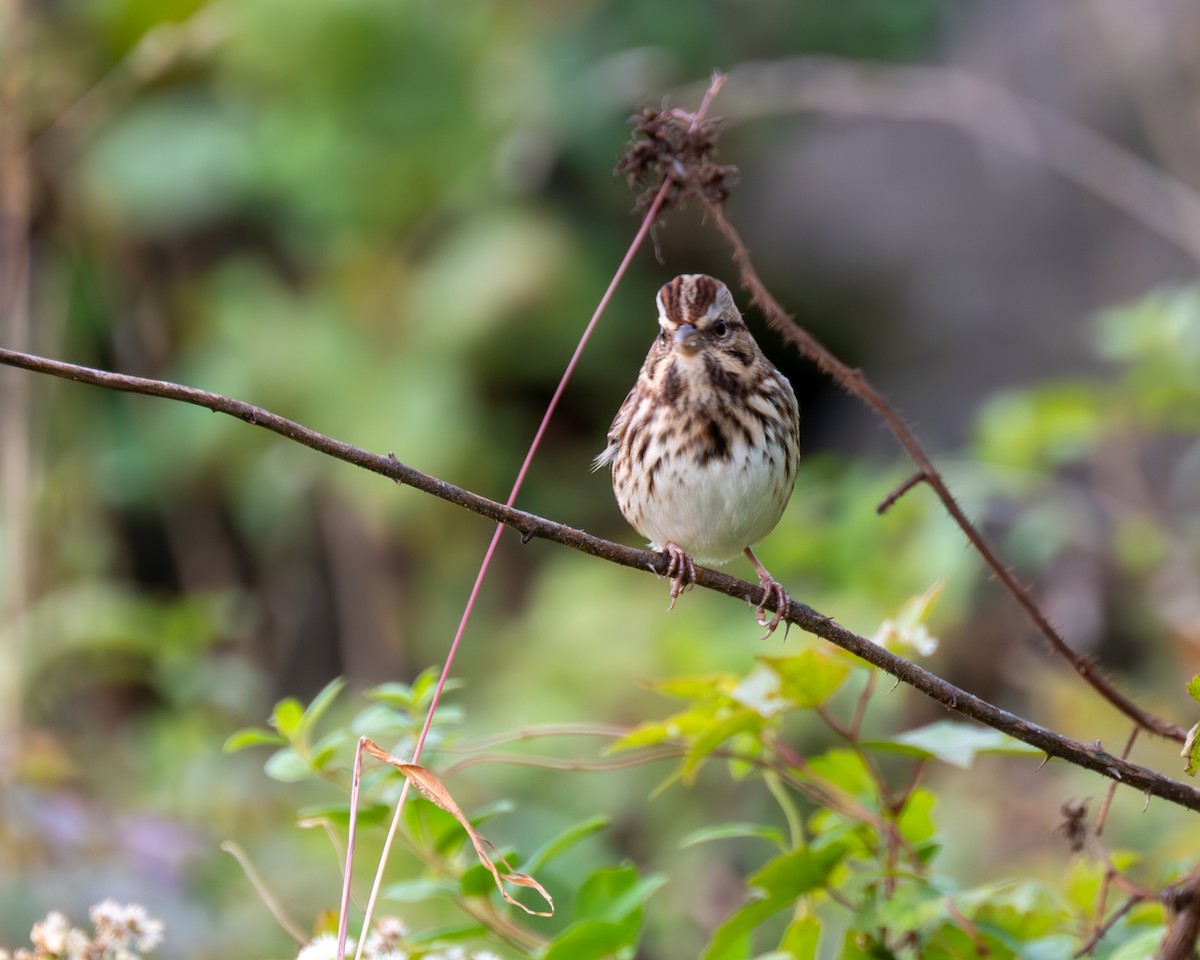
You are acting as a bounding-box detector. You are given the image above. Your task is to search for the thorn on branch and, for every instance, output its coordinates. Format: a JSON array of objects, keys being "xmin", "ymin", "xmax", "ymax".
[{"xmin": 386, "ymin": 452, "xmax": 403, "ymax": 485}]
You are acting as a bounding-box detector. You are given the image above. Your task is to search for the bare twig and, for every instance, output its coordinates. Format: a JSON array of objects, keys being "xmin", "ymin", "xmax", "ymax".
[
  {"xmin": 220, "ymin": 841, "xmax": 309, "ymax": 945},
  {"xmin": 1097, "ymin": 727, "xmax": 1140, "ymax": 836},
  {"xmin": 1074, "ymin": 894, "xmax": 1140, "ymax": 958},
  {"xmin": 2, "ymin": 346, "xmax": 1199, "ymax": 811},
  {"xmin": 849, "ymin": 670, "xmax": 876, "ymax": 738},
  {"xmin": 947, "ymin": 899, "xmax": 990, "ymax": 957},
  {"xmin": 877, "ymin": 471, "xmax": 929, "ymax": 515}
]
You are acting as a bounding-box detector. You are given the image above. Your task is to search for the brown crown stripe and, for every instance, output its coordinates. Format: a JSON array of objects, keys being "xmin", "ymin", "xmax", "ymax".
[{"xmin": 659, "ymin": 273, "xmax": 723, "ymax": 324}]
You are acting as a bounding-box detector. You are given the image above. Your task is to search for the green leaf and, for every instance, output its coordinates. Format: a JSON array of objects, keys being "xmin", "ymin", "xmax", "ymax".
[
  {"xmin": 729, "ymin": 648, "xmax": 854, "ymax": 715},
  {"xmin": 576, "ymin": 866, "xmax": 666, "ymax": 924},
  {"xmin": 297, "ymin": 677, "xmax": 345, "ymax": 739},
  {"xmin": 368, "ymin": 681, "xmax": 415, "ymax": 708},
  {"xmin": 1187, "ymin": 674, "xmax": 1200, "ymax": 705},
  {"xmin": 542, "ymin": 921, "xmax": 635, "ymax": 960},
  {"xmin": 755, "ymin": 649, "xmax": 851, "ymax": 710},
  {"xmin": 296, "ymin": 802, "xmax": 390, "ymax": 828},
  {"xmin": 382, "ymin": 878, "xmax": 459, "ymax": 903},
  {"xmin": 702, "ymin": 845, "xmax": 847, "ymax": 960},
  {"xmin": 749, "ymin": 844, "xmax": 846, "ymax": 899},
  {"xmin": 806, "ymin": 749, "xmax": 877, "ymax": 801},
  {"xmin": 309, "ymin": 742, "xmax": 339, "ymax": 772},
  {"xmin": 263, "ymin": 746, "xmax": 313, "ymax": 782},
  {"xmin": 862, "ymin": 721, "xmax": 1042, "ymax": 769},
  {"xmin": 1064, "ymin": 858, "xmax": 1108, "ymax": 915},
  {"xmin": 270, "ymin": 697, "xmax": 305, "ymax": 738},
  {"xmin": 468, "ymin": 798, "xmax": 517, "ymax": 826},
  {"xmin": 222, "ymin": 727, "xmax": 287, "ymax": 752},
  {"xmin": 678, "ymin": 822, "xmax": 785, "ymax": 850},
  {"xmin": 526, "ymin": 815, "xmax": 609, "ymax": 874},
  {"xmin": 460, "ymin": 863, "xmax": 497, "ymax": 897},
  {"xmin": 1109, "ymin": 930, "xmax": 1167, "ymax": 960},
  {"xmin": 609, "ymin": 721, "xmax": 675, "ymax": 752},
  {"xmin": 684, "ymin": 710, "xmax": 763, "ymax": 783},
  {"xmin": 351, "ymin": 702, "xmax": 414, "ymax": 739},
  {"xmin": 779, "ymin": 916, "xmax": 821, "ymax": 959},
  {"xmin": 648, "ymin": 673, "xmax": 736, "ymax": 700},
  {"xmin": 870, "ymin": 878, "xmax": 948, "ymax": 932},
  {"xmin": 896, "ymin": 788, "xmax": 938, "ymax": 847},
  {"xmin": 406, "ymin": 923, "xmax": 487, "ymax": 946},
  {"xmin": 955, "ymin": 879, "xmax": 1068, "ymax": 945},
  {"xmin": 610, "ymin": 704, "xmax": 730, "ymax": 754},
  {"xmin": 837, "ymin": 930, "xmax": 875, "ymax": 959},
  {"xmin": 410, "ymin": 667, "xmax": 459, "ymax": 709},
  {"xmin": 701, "ymin": 926, "xmax": 750, "ymax": 960}
]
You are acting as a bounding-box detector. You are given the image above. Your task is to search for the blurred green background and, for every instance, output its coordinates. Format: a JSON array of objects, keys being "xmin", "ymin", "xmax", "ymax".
[{"xmin": 4, "ymin": 0, "xmax": 1200, "ymax": 957}]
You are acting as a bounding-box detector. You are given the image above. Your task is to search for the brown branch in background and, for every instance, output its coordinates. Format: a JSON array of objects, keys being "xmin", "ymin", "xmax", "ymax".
[
  {"xmin": 613, "ymin": 109, "xmax": 1185, "ymax": 742},
  {"xmin": 1096, "ymin": 726, "xmax": 1140, "ymax": 837},
  {"xmin": 1, "ymin": 346, "xmax": 1199, "ymax": 813},
  {"xmin": 695, "ymin": 198, "xmax": 1184, "ymax": 741},
  {"xmin": 1074, "ymin": 894, "xmax": 1140, "ymax": 959}
]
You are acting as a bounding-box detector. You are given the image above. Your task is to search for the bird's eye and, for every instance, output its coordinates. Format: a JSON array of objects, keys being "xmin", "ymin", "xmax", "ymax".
[{"xmin": 713, "ymin": 319, "xmax": 728, "ymax": 338}]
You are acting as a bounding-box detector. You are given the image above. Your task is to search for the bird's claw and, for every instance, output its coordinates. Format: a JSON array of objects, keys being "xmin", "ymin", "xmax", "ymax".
[
  {"xmin": 664, "ymin": 542, "xmax": 696, "ymax": 611},
  {"xmin": 754, "ymin": 578, "xmax": 789, "ymax": 639}
]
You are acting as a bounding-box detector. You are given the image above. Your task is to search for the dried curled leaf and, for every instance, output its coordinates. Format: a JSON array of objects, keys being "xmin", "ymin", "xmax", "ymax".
[
  {"xmin": 1182, "ymin": 723, "xmax": 1200, "ymax": 777},
  {"xmin": 361, "ymin": 739, "xmax": 554, "ymax": 917}
]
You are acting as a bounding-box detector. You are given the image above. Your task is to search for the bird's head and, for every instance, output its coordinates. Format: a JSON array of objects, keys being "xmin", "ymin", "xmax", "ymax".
[{"xmin": 655, "ymin": 274, "xmax": 752, "ymax": 358}]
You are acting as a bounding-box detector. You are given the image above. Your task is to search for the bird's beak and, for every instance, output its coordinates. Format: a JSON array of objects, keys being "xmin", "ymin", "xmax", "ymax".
[{"xmin": 673, "ymin": 322, "xmax": 701, "ymax": 352}]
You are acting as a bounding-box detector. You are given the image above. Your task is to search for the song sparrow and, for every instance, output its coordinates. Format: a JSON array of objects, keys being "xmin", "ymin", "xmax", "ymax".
[{"xmin": 595, "ymin": 274, "xmax": 800, "ymax": 635}]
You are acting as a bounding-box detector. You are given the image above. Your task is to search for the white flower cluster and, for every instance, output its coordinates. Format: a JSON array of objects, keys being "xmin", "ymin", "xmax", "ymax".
[
  {"xmin": 2, "ymin": 900, "xmax": 164, "ymax": 960},
  {"xmin": 295, "ymin": 919, "xmax": 500, "ymax": 960}
]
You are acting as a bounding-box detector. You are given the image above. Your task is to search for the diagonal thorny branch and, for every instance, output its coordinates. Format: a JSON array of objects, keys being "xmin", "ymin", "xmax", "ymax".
[
  {"xmin": 616, "ymin": 102, "xmax": 1185, "ymax": 742},
  {"xmin": 1, "ymin": 344, "xmax": 1198, "ymax": 812}
]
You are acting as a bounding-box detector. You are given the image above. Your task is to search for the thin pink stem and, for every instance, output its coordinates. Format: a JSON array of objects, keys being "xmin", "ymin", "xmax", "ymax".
[
  {"xmin": 342, "ymin": 73, "xmax": 726, "ymax": 960},
  {"xmin": 336, "ymin": 738, "xmax": 366, "ymax": 960}
]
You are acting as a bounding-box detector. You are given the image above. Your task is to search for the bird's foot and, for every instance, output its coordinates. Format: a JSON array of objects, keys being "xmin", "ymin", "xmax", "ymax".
[
  {"xmin": 753, "ymin": 578, "xmax": 789, "ymax": 639},
  {"xmin": 663, "ymin": 542, "xmax": 696, "ymax": 611},
  {"xmin": 745, "ymin": 547, "xmax": 789, "ymax": 639}
]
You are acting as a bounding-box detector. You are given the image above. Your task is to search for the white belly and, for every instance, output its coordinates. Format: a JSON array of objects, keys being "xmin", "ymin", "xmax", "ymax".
[{"xmin": 623, "ymin": 437, "xmax": 791, "ymax": 565}]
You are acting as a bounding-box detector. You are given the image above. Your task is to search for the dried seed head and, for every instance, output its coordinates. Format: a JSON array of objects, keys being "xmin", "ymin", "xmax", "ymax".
[{"xmin": 616, "ymin": 106, "xmax": 738, "ymax": 211}]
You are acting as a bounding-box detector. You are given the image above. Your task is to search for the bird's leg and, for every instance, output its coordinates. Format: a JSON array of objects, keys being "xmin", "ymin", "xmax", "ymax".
[
  {"xmin": 745, "ymin": 547, "xmax": 789, "ymax": 638},
  {"xmin": 663, "ymin": 541, "xmax": 697, "ymax": 611}
]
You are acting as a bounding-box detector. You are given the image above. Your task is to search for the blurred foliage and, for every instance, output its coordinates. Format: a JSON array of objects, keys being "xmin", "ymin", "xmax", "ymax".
[
  {"xmin": 221, "ymin": 637, "xmax": 1170, "ymax": 958},
  {"xmin": 6, "ymin": 1, "xmax": 1200, "ymax": 959}
]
